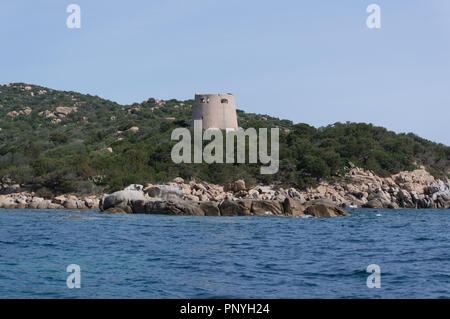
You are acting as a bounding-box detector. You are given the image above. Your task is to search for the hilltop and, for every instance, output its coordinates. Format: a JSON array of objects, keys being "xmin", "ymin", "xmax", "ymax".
[{"xmin": 0, "ymin": 82, "xmax": 449, "ymax": 198}]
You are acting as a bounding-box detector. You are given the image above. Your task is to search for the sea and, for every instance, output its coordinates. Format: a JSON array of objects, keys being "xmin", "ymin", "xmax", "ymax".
[{"xmin": 0, "ymin": 208, "xmax": 449, "ymax": 298}]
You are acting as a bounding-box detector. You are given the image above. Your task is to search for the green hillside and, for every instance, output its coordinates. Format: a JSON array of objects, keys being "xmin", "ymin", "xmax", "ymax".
[{"xmin": 0, "ymin": 83, "xmax": 449, "ymax": 197}]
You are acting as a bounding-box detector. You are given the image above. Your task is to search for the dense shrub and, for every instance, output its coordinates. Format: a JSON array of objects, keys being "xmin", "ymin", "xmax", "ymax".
[{"xmin": 0, "ymin": 83, "xmax": 448, "ymax": 194}]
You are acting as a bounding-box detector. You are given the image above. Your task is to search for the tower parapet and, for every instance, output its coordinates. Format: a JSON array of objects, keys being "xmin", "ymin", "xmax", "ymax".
[{"xmin": 191, "ymin": 93, "xmax": 238, "ymax": 130}]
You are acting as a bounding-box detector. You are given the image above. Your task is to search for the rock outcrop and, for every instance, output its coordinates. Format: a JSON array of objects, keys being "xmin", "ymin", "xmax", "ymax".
[
  {"xmin": 144, "ymin": 185, "xmax": 184, "ymax": 201},
  {"xmin": 1, "ymin": 165, "xmax": 449, "ymax": 213},
  {"xmin": 6, "ymin": 107, "xmax": 32, "ymax": 118},
  {"xmin": 129, "ymin": 168, "xmax": 448, "ymax": 210},
  {"xmin": 100, "ymin": 190, "xmax": 146, "ymax": 211},
  {"xmin": 175, "ymin": 167, "xmax": 448, "ymax": 210},
  {"xmin": 98, "ymin": 186, "xmax": 349, "ymax": 218},
  {"xmin": 303, "ymin": 199, "xmax": 350, "ymax": 218},
  {"xmin": 0, "ymin": 193, "xmax": 100, "ymax": 210},
  {"xmin": 55, "ymin": 106, "xmax": 77, "ymax": 118}
]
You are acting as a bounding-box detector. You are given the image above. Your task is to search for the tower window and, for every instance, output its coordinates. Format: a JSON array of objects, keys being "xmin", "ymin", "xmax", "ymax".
[
  {"xmin": 200, "ymin": 98, "xmax": 205, "ymax": 103},
  {"xmin": 221, "ymin": 99, "xmax": 228, "ymax": 104}
]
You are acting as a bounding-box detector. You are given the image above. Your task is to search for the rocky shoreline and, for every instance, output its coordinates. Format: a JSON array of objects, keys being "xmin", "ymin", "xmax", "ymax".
[
  {"xmin": 0, "ymin": 165, "xmax": 449, "ymax": 217},
  {"xmin": 100, "ymin": 190, "xmax": 349, "ymax": 218},
  {"xmin": 0, "ymin": 193, "xmax": 99, "ymax": 211}
]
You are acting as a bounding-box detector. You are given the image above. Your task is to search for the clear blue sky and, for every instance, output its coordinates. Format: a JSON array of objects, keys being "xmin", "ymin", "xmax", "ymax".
[{"xmin": 1, "ymin": 0, "xmax": 449, "ymax": 145}]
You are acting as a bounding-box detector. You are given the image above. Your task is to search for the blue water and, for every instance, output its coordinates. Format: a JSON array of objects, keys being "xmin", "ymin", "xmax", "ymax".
[{"xmin": 0, "ymin": 209, "xmax": 449, "ymax": 298}]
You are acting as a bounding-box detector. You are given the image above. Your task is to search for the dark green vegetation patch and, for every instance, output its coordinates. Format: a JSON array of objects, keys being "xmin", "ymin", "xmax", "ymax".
[{"xmin": 0, "ymin": 83, "xmax": 449, "ymax": 196}]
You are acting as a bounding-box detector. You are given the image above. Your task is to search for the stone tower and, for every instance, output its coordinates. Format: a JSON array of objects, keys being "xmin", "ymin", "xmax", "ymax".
[{"xmin": 191, "ymin": 93, "xmax": 238, "ymax": 130}]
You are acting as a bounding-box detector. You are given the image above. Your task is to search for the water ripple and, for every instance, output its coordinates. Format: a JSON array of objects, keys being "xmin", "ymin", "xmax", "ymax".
[{"xmin": 0, "ymin": 208, "xmax": 449, "ymax": 298}]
